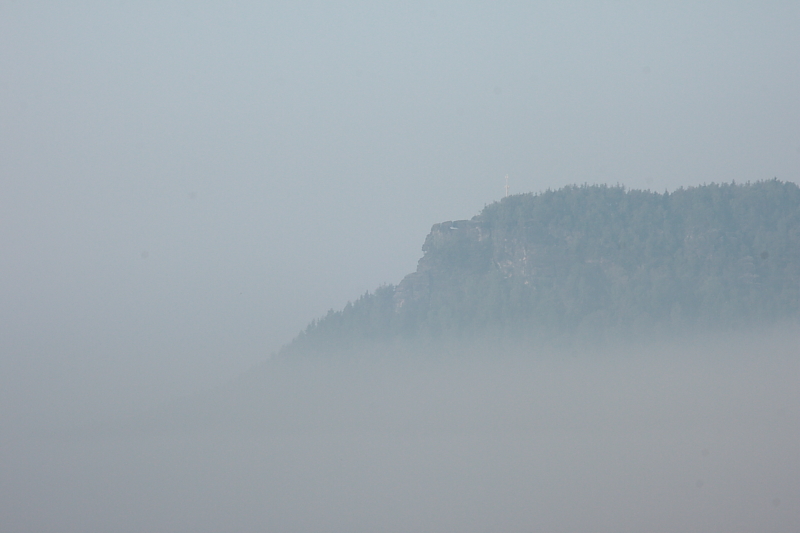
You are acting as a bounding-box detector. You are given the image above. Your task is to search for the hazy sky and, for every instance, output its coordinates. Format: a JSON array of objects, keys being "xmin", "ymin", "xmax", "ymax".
[{"xmin": 2, "ymin": 2, "xmax": 799, "ymax": 419}]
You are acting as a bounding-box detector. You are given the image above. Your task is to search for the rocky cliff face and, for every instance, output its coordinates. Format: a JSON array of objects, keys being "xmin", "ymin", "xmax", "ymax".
[
  {"xmin": 393, "ymin": 217, "xmax": 500, "ymax": 310},
  {"xmin": 393, "ymin": 210, "xmax": 599, "ymax": 312}
]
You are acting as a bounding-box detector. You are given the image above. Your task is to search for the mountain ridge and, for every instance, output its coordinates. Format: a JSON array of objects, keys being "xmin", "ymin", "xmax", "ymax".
[{"xmin": 287, "ymin": 180, "xmax": 800, "ymax": 354}]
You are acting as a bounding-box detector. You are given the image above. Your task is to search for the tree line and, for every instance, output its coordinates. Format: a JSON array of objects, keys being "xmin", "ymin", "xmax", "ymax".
[{"xmin": 287, "ymin": 179, "xmax": 800, "ymax": 353}]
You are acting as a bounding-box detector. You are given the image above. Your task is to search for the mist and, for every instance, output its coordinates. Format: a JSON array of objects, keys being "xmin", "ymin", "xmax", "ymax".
[
  {"xmin": 2, "ymin": 2, "xmax": 799, "ymax": 532},
  {"xmin": 2, "ymin": 2, "xmax": 799, "ymax": 416},
  {"xmin": 2, "ymin": 325, "xmax": 798, "ymax": 532}
]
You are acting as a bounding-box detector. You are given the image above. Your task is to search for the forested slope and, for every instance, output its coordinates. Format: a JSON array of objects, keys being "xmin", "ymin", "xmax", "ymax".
[{"xmin": 288, "ymin": 180, "xmax": 800, "ymax": 352}]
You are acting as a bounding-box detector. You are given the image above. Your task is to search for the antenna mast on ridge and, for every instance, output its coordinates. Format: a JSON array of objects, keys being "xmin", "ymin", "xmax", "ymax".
[{"xmin": 505, "ymin": 174, "xmax": 509, "ymax": 198}]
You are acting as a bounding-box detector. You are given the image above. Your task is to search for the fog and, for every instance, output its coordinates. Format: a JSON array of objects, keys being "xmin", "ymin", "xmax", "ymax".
[
  {"xmin": 1, "ymin": 3, "xmax": 799, "ymax": 531},
  {"xmin": 2, "ymin": 325, "xmax": 798, "ymax": 532},
  {"xmin": 2, "ymin": 3, "xmax": 799, "ymax": 414}
]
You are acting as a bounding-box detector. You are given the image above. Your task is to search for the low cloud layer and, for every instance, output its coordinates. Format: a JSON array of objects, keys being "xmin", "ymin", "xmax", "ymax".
[{"xmin": 3, "ymin": 325, "xmax": 797, "ymax": 532}]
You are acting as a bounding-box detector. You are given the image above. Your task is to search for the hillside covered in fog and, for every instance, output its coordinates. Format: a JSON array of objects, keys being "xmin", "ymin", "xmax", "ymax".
[{"xmin": 290, "ymin": 180, "xmax": 800, "ymax": 352}]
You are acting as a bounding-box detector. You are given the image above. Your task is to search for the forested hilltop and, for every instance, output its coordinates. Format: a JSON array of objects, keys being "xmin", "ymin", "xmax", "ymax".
[{"xmin": 288, "ymin": 180, "xmax": 800, "ymax": 352}]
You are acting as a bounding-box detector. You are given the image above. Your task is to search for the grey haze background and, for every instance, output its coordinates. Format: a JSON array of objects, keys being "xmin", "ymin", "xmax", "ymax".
[
  {"xmin": 2, "ymin": 328, "xmax": 799, "ymax": 533},
  {"xmin": 2, "ymin": 2, "xmax": 800, "ymax": 424}
]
